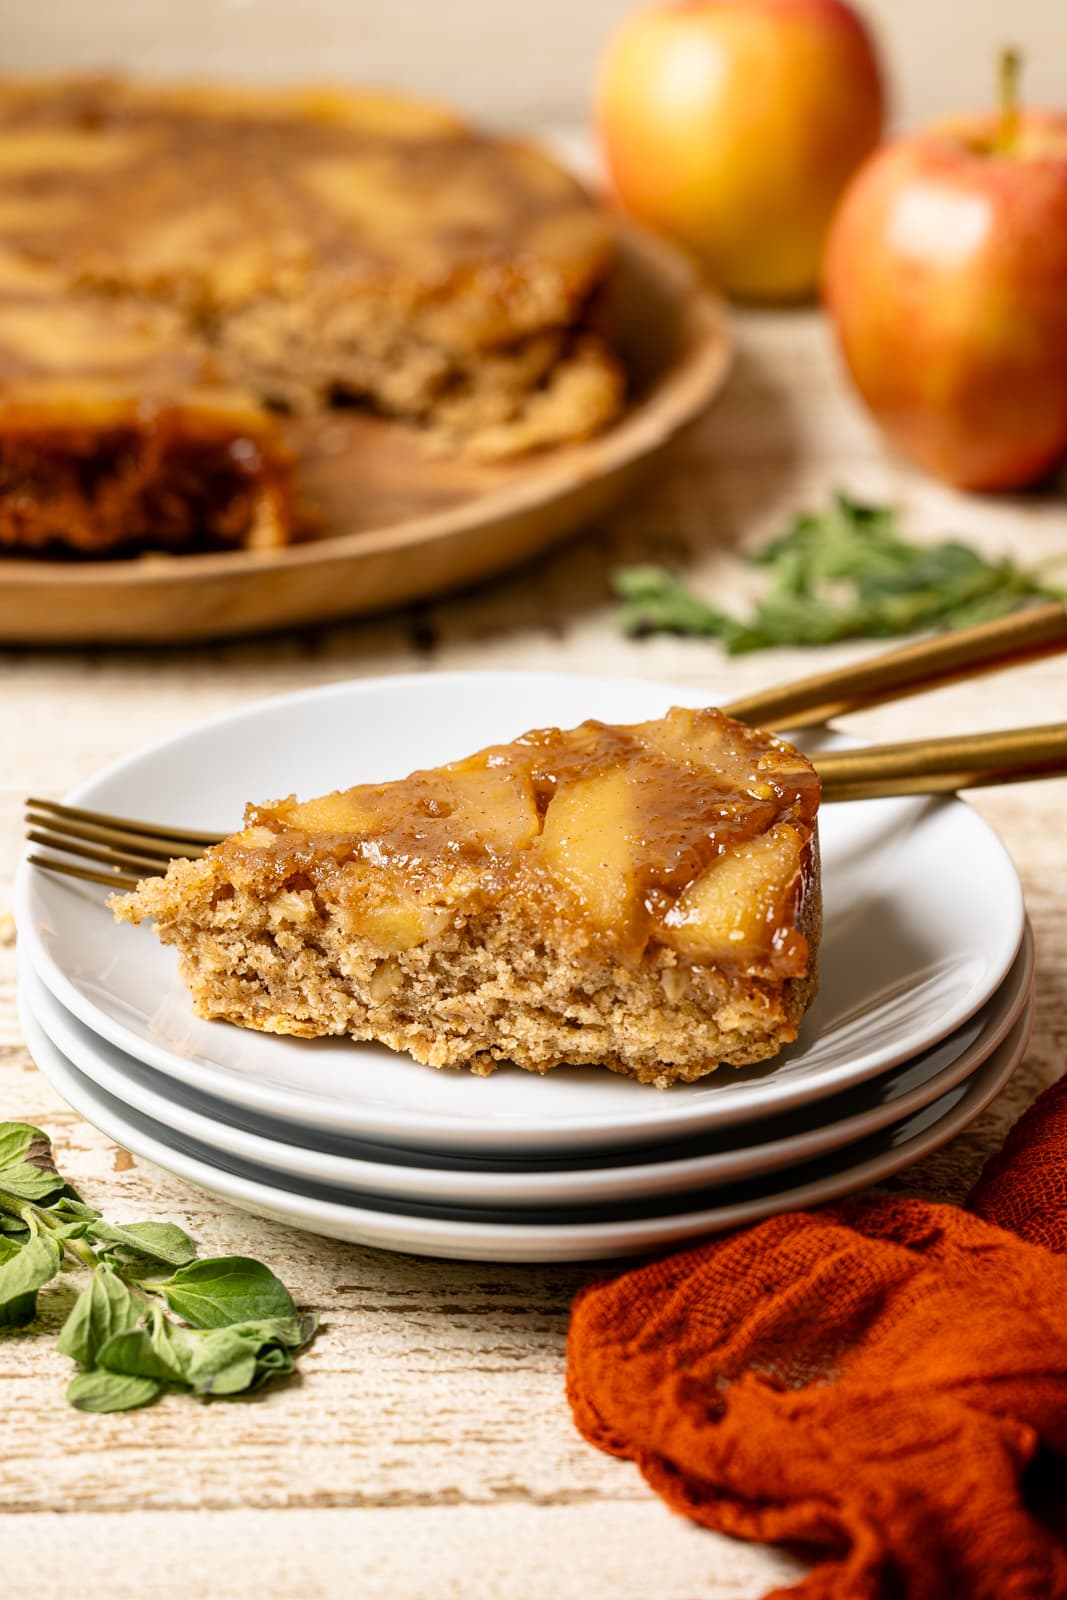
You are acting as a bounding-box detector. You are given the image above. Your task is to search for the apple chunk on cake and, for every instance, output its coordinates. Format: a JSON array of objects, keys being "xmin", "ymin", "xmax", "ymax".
[{"xmin": 113, "ymin": 708, "xmax": 821, "ymax": 1086}]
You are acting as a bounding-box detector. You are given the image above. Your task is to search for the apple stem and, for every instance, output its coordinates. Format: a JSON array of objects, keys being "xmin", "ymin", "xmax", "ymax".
[{"xmin": 997, "ymin": 47, "xmax": 1021, "ymax": 152}]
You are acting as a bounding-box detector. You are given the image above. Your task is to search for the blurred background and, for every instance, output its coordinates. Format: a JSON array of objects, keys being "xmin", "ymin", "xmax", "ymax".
[
  {"xmin": 2, "ymin": 0, "xmax": 1066, "ymax": 634},
  {"xmin": 6, "ymin": 0, "xmax": 1066, "ymax": 131}
]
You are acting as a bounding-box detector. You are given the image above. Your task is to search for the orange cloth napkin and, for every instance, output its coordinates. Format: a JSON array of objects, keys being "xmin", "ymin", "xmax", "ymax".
[{"xmin": 567, "ymin": 1077, "xmax": 1067, "ymax": 1600}]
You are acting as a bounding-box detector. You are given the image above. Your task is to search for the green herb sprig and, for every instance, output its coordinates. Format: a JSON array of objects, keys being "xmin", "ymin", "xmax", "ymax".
[
  {"xmin": 615, "ymin": 492, "xmax": 1065, "ymax": 653},
  {"xmin": 0, "ymin": 1120, "xmax": 317, "ymax": 1413}
]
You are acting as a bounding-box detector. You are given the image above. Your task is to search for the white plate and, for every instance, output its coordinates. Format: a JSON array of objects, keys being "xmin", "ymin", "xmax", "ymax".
[
  {"xmin": 19, "ymin": 926, "xmax": 1034, "ymax": 1208},
  {"xmin": 17, "ymin": 671, "xmax": 1026, "ymax": 1155},
  {"xmin": 18, "ymin": 986, "xmax": 1033, "ymax": 1262}
]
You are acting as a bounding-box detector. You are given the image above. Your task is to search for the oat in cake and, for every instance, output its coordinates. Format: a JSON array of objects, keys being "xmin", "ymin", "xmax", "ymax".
[
  {"xmin": 0, "ymin": 77, "xmax": 623, "ymax": 556},
  {"xmin": 113, "ymin": 708, "xmax": 821, "ymax": 1088}
]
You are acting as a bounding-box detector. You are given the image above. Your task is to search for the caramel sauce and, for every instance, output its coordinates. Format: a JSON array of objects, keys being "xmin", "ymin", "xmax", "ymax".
[{"xmin": 222, "ymin": 709, "xmax": 820, "ymax": 975}]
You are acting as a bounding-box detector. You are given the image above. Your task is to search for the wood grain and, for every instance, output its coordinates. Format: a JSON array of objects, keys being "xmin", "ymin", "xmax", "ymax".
[{"xmin": 3, "ymin": 305, "xmax": 1066, "ymax": 1598}]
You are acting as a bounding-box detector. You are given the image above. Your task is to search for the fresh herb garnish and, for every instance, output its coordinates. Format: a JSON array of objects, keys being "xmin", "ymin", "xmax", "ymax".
[
  {"xmin": 615, "ymin": 491, "xmax": 1065, "ymax": 653},
  {"xmin": 0, "ymin": 1120, "xmax": 317, "ymax": 1411}
]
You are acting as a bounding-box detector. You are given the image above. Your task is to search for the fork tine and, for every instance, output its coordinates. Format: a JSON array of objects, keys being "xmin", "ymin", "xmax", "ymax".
[
  {"xmin": 27, "ymin": 853, "xmax": 141, "ymax": 892},
  {"xmin": 26, "ymin": 828, "xmax": 170, "ymax": 876},
  {"xmin": 24, "ymin": 809, "xmax": 206, "ymax": 861},
  {"xmin": 25, "ymin": 797, "xmax": 221, "ymax": 849}
]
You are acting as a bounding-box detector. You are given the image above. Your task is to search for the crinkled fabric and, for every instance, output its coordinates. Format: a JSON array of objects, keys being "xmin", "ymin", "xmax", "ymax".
[{"xmin": 567, "ymin": 1076, "xmax": 1067, "ymax": 1599}]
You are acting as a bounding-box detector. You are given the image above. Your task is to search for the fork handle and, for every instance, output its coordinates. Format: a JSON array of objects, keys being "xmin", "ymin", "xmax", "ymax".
[
  {"xmin": 723, "ymin": 601, "xmax": 1067, "ymax": 732},
  {"xmin": 816, "ymin": 721, "xmax": 1067, "ymax": 788}
]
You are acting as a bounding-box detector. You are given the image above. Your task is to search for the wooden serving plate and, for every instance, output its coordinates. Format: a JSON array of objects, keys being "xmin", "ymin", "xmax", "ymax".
[{"xmin": 0, "ymin": 226, "xmax": 732, "ymax": 645}]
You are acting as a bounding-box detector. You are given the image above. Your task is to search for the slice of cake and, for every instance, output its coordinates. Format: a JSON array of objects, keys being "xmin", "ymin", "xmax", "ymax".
[
  {"xmin": 0, "ymin": 77, "xmax": 622, "ymax": 557},
  {"xmin": 0, "ymin": 385, "xmax": 293, "ymax": 557},
  {"xmin": 113, "ymin": 708, "xmax": 820, "ymax": 1088},
  {"xmin": 0, "ymin": 255, "xmax": 295, "ymax": 556}
]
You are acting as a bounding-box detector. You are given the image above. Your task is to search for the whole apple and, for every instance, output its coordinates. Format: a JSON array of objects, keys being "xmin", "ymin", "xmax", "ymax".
[
  {"xmin": 824, "ymin": 96, "xmax": 1067, "ymax": 490},
  {"xmin": 596, "ymin": 0, "xmax": 885, "ymax": 301}
]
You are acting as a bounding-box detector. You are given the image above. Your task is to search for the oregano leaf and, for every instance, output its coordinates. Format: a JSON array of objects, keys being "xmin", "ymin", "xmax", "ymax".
[
  {"xmin": 56, "ymin": 1267, "xmax": 142, "ymax": 1367},
  {"xmin": 89, "ymin": 1219, "xmax": 198, "ymax": 1274},
  {"xmin": 67, "ymin": 1370, "xmax": 163, "ymax": 1413},
  {"xmin": 0, "ymin": 1122, "xmax": 70, "ymax": 1205},
  {"xmin": 225, "ymin": 1314, "xmax": 318, "ymax": 1351},
  {"xmin": 0, "ymin": 1232, "xmax": 61, "ymax": 1327},
  {"xmin": 172, "ymin": 1327, "xmax": 261, "ymax": 1396},
  {"xmin": 96, "ymin": 1327, "xmax": 186, "ymax": 1385},
  {"xmin": 0, "ymin": 1119, "xmax": 315, "ymax": 1409},
  {"xmin": 171, "ymin": 1317, "xmax": 314, "ymax": 1395},
  {"xmin": 50, "ymin": 1198, "xmax": 101, "ymax": 1223},
  {"xmin": 145, "ymin": 1304, "xmax": 195, "ymax": 1378},
  {"xmin": 614, "ymin": 493, "xmax": 1064, "ymax": 653},
  {"xmin": 157, "ymin": 1257, "xmax": 297, "ymax": 1329}
]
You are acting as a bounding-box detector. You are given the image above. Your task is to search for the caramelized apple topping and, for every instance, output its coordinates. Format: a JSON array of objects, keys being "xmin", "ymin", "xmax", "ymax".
[{"xmin": 222, "ymin": 707, "xmax": 820, "ymax": 974}]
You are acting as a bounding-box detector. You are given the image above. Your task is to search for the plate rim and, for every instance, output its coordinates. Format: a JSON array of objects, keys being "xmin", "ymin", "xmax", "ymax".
[
  {"xmin": 16, "ymin": 669, "xmax": 1027, "ymax": 1153},
  {"xmin": 17, "ymin": 986, "xmax": 1034, "ymax": 1263},
  {"xmin": 18, "ymin": 926, "xmax": 1035, "ymax": 1207}
]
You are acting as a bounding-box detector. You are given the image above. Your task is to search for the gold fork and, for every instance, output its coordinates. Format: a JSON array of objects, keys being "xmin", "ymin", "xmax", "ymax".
[
  {"xmin": 25, "ymin": 802, "xmax": 216, "ymax": 891},
  {"xmin": 25, "ymin": 601, "xmax": 1067, "ymax": 892}
]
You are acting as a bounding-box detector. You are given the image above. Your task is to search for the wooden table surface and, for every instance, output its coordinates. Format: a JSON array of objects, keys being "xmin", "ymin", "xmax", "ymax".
[{"xmin": 3, "ymin": 309, "xmax": 1065, "ymax": 1599}]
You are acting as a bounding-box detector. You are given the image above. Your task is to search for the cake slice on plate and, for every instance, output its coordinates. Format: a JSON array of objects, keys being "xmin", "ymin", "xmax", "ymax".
[{"xmin": 113, "ymin": 708, "xmax": 821, "ymax": 1087}]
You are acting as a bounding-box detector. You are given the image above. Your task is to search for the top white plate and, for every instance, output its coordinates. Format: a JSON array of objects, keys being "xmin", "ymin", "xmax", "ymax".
[{"xmin": 17, "ymin": 671, "xmax": 1025, "ymax": 1155}]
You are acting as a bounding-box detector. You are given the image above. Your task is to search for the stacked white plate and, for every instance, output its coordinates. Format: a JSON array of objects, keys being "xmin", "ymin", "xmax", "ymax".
[{"xmin": 16, "ymin": 672, "xmax": 1035, "ymax": 1263}]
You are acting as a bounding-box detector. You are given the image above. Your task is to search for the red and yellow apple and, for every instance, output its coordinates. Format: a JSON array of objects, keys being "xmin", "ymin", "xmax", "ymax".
[
  {"xmin": 596, "ymin": 0, "xmax": 885, "ymax": 301},
  {"xmin": 824, "ymin": 74, "xmax": 1067, "ymax": 489}
]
